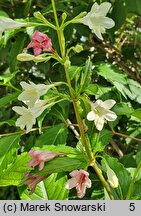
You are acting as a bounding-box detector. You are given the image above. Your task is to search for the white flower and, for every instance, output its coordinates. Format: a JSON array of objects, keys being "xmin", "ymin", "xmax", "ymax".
[
  {"xmin": 105, "ymin": 163, "xmax": 119, "ymax": 188},
  {"xmin": 12, "ymin": 100, "xmax": 50, "ymax": 133},
  {"xmin": 80, "ymin": 2, "xmax": 115, "ymax": 40},
  {"xmin": 87, "ymin": 99, "xmax": 117, "ymax": 131},
  {"xmin": 0, "ymin": 17, "xmax": 26, "ymax": 38},
  {"xmin": 18, "ymin": 81, "xmax": 54, "ymax": 107}
]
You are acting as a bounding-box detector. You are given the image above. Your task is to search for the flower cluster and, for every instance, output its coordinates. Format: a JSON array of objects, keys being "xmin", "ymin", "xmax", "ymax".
[
  {"xmin": 4, "ymin": 1, "xmax": 119, "ymax": 199},
  {"xmin": 12, "ymin": 81, "xmax": 55, "ymax": 133},
  {"xmin": 23, "ymin": 150, "xmax": 64, "ymax": 194}
]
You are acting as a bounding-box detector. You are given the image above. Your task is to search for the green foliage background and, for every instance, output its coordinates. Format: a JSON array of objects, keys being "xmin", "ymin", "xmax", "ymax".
[{"xmin": 0, "ymin": 0, "xmax": 141, "ymax": 200}]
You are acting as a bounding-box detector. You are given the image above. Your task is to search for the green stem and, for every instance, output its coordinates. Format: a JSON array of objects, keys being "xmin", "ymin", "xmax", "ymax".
[
  {"xmin": 91, "ymin": 161, "xmax": 114, "ymax": 200},
  {"xmin": 51, "ymin": 0, "xmax": 114, "ymax": 200},
  {"xmin": 126, "ymin": 161, "xmax": 141, "ymax": 200},
  {"xmin": 51, "ymin": 0, "xmax": 65, "ymax": 58}
]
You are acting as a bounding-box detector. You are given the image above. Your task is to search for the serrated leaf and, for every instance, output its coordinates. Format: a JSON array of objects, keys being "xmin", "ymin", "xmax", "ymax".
[
  {"xmin": 34, "ymin": 145, "xmax": 81, "ymax": 157},
  {"xmin": 0, "ymin": 153, "xmax": 31, "ymax": 186},
  {"xmin": 35, "ymin": 123, "xmax": 68, "ymax": 147},
  {"xmin": 96, "ymin": 63, "xmax": 127, "ymax": 84},
  {"xmin": 0, "ymin": 134, "xmax": 20, "ymax": 171},
  {"xmin": 33, "ymin": 156, "xmax": 87, "ymax": 176}
]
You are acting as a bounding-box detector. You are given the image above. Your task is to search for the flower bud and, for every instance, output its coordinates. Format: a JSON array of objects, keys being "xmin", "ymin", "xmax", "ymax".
[
  {"xmin": 17, "ymin": 53, "xmax": 34, "ymax": 61},
  {"xmin": 73, "ymin": 44, "xmax": 83, "ymax": 53},
  {"xmin": 105, "ymin": 163, "xmax": 119, "ymax": 188}
]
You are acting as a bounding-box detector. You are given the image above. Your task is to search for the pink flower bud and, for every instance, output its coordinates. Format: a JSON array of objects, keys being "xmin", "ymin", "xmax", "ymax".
[
  {"xmin": 66, "ymin": 169, "xmax": 91, "ymax": 198},
  {"xmin": 26, "ymin": 30, "xmax": 53, "ymax": 56},
  {"xmin": 28, "ymin": 150, "xmax": 64, "ymax": 171}
]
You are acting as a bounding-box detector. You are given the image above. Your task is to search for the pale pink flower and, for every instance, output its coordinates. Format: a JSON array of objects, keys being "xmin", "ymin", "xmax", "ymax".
[
  {"xmin": 66, "ymin": 169, "xmax": 91, "ymax": 198},
  {"xmin": 23, "ymin": 174, "xmax": 49, "ymax": 194},
  {"xmin": 26, "ymin": 30, "xmax": 53, "ymax": 56},
  {"xmin": 28, "ymin": 150, "xmax": 64, "ymax": 171}
]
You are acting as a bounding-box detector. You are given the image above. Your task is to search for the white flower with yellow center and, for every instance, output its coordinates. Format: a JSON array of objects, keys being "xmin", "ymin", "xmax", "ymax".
[
  {"xmin": 80, "ymin": 2, "xmax": 115, "ymax": 40},
  {"xmin": 87, "ymin": 99, "xmax": 117, "ymax": 131},
  {"xmin": 18, "ymin": 81, "xmax": 54, "ymax": 108},
  {"xmin": 105, "ymin": 163, "xmax": 119, "ymax": 188},
  {"xmin": 0, "ymin": 17, "xmax": 26, "ymax": 38}
]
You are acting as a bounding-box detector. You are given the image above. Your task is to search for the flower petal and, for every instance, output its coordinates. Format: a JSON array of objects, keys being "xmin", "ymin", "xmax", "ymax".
[
  {"xmin": 66, "ymin": 178, "xmax": 77, "ymax": 189},
  {"xmin": 98, "ymin": 2, "xmax": 112, "ymax": 16},
  {"xmin": 12, "ymin": 106, "xmax": 28, "ymax": 115},
  {"xmin": 87, "ymin": 111, "xmax": 96, "ymax": 121},
  {"xmin": 100, "ymin": 17, "xmax": 115, "ymax": 29},
  {"xmin": 76, "ymin": 183, "xmax": 86, "ymax": 198},
  {"xmin": 104, "ymin": 110, "xmax": 117, "ymax": 121},
  {"xmin": 92, "ymin": 27, "xmax": 103, "ymax": 40},
  {"xmin": 102, "ymin": 99, "xmax": 116, "ymax": 109},
  {"xmin": 94, "ymin": 115, "xmax": 105, "ymax": 131}
]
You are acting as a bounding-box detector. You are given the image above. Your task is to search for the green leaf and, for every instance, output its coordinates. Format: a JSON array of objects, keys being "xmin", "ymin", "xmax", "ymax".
[
  {"xmin": 35, "ymin": 123, "xmax": 68, "ymax": 147},
  {"xmin": 125, "ymin": 0, "xmax": 141, "ymax": 15},
  {"xmin": 0, "ymin": 10, "xmax": 9, "ymax": 17},
  {"xmin": 0, "ymin": 92, "xmax": 19, "ymax": 107},
  {"xmin": 132, "ymin": 179, "xmax": 141, "ymax": 198},
  {"xmin": 0, "ymin": 134, "xmax": 20, "ymax": 171},
  {"xmin": 96, "ymin": 63, "xmax": 127, "ymax": 84},
  {"xmin": 85, "ymin": 84, "xmax": 111, "ymax": 98},
  {"xmin": 0, "ymin": 120, "xmax": 15, "ymax": 126},
  {"xmin": 19, "ymin": 173, "xmax": 68, "ymax": 200},
  {"xmin": 110, "ymin": 1, "xmax": 126, "ymax": 32},
  {"xmin": 9, "ymin": 32, "xmax": 25, "ymax": 71},
  {"xmin": 50, "ymin": 104, "xmax": 67, "ymax": 122},
  {"xmin": 119, "ymin": 153, "xmax": 136, "ymax": 168},
  {"xmin": 81, "ymin": 58, "xmax": 92, "ymax": 90},
  {"xmin": 113, "ymin": 102, "xmax": 134, "ymax": 116},
  {"xmin": 0, "ymin": 71, "xmax": 19, "ymax": 84},
  {"xmin": 33, "ymin": 156, "xmax": 87, "ymax": 176},
  {"xmin": 104, "ymin": 154, "xmax": 132, "ymax": 199},
  {"xmin": 34, "ymin": 145, "xmax": 81, "ymax": 157},
  {"xmin": 69, "ymin": 65, "xmax": 82, "ymax": 80},
  {"xmin": 136, "ymin": 150, "xmax": 141, "ymax": 165},
  {"xmin": 0, "ymin": 153, "xmax": 31, "ymax": 186},
  {"xmin": 91, "ymin": 130, "xmax": 113, "ymax": 154},
  {"xmin": 132, "ymin": 108, "xmax": 141, "ymax": 121}
]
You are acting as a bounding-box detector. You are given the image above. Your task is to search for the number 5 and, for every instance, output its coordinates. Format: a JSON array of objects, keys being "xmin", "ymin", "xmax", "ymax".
[{"xmin": 129, "ymin": 203, "xmax": 135, "ymax": 211}]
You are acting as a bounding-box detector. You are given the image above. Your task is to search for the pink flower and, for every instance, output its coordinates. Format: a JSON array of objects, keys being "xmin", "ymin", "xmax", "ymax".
[
  {"xmin": 23, "ymin": 174, "xmax": 49, "ymax": 194},
  {"xmin": 26, "ymin": 30, "xmax": 53, "ymax": 56},
  {"xmin": 66, "ymin": 169, "xmax": 91, "ymax": 198},
  {"xmin": 28, "ymin": 150, "xmax": 64, "ymax": 171}
]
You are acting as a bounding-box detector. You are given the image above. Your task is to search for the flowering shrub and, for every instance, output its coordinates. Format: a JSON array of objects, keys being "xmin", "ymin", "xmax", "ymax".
[{"xmin": 0, "ymin": 0, "xmax": 141, "ymax": 200}]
